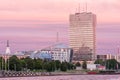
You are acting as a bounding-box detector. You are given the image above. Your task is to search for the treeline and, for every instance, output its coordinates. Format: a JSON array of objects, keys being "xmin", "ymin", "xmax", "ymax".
[
  {"xmin": 94, "ymin": 59, "xmax": 120, "ymax": 70},
  {"xmin": 74, "ymin": 59, "xmax": 120, "ymax": 70},
  {"xmin": 0, "ymin": 55, "xmax": 76, "ymax": 72}
]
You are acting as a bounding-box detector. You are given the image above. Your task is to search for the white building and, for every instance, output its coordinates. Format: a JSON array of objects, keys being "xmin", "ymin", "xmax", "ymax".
[
  {"xmin": 41, "ymin": 43, "xmax": 73, "ymax": 62},
  {"xmin": 51, "ymin": 48, "xmax": 72, "ymax": 62},
  {"xmin": 87, "ymin": 64, "xmax": 97, "ymax": 70},
  {"xmin": 14, "ymin": 43, "xmax": 73, "ymax": 62},
  {"xmin": 87, "ymin": 64, "xmax": 105, "ymax": 70}
]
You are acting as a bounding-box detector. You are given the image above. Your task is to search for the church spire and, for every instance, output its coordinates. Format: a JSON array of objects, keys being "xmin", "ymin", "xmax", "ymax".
[{"xmin": 6, "ymin": 40, "xmax": 11, "ymax": 54}]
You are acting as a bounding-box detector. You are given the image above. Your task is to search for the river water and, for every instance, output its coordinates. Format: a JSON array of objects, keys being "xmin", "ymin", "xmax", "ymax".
[{"xmin": 0, "ymin": 75, "xmax": 120, "ymax": 80}]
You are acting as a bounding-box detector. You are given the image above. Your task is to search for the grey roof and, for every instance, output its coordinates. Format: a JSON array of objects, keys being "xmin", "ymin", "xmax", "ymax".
[
  {"xmin": 41, "ymin": 43, "xmax": 69, "ymax": 50},
  {"xmin": 53, "ymin": 43, "xmax": 69, "ymax": 49},
  {"xmin": 30, "ymin": 51, "xmax": 52, "ymax": 59}
]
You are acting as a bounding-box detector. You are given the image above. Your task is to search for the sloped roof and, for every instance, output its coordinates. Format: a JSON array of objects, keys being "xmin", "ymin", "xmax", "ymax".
[
  {"xmin": 42, "ymin": 43, "xmax": 69, "ymax": 50},
  {"xmin": 37, "ymin": 52, "xmax": 52, "ymax": 59},
  {"xmin": 30, "ymin": 51, "xmax": 52, "ymax": 59},
  {"xmin": 53, "ymin": 43, "xmax": 69, "ymax": 49}
]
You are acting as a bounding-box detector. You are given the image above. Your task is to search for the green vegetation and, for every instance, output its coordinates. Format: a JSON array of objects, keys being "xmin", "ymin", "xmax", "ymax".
[
  {"xmin": 94, "ymin": 59, "xmax": 119, "ymax": 70},
  {"xmin": 9, "ymin": 55, "xmax": 22, "ymax": 71},
  {"xmin": 1, "ymin": 55, "xmax": 119, "ymax": 72},
  {"xmin": 94, "ymin": 59, "xmax": 104, "ymax": 65},
  {"xmin": 75, "ymin": 62, "xmax": 81, "ymax": 67},
  {"xmin": 105, "ymin": 59, "xmax": 118, "ymax": 70},
  {"xmin": 0, "ymin": 55, "xmax": 75, "ymax": 72},
  {"xmin": 82, "ymin": 61, "xmax": 87, "ymax": 69}
]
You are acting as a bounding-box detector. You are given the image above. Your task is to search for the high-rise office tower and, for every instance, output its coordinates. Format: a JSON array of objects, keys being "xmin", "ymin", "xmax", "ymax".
[{"xmin": 69, "ymin": 12, "xmax": 96, "ymax": 61}]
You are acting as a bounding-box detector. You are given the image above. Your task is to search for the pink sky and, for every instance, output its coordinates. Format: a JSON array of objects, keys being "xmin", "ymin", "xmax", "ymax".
[
  {"xmin": 0, "ymin": 0, "xmax": 120, "ymax": 54},
  {"xmin": 0, "ymin": 0, "xmax": 120, "ymax": 23}
]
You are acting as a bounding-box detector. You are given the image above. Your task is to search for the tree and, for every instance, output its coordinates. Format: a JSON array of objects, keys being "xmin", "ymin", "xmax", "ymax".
[
  {"xmin": 0, "ymin": 57, "xmax": 5, "ymax": 70},
  {"xmin": 118, "ymin": 62, "xmax": 120, "ymax": 69},
  {"xmin": 24, "ymin": 57, "xmax": 35, "ymax": 70},
  {"xmin": 94, "ymin": 59, "xmax": 104, "ymax": 65},
  {"xmin": 75, "ymin": 62, "xmax": 81, "ymax": 67},
  {"xmin": 60, "ymin": 62, "xmax": 67, "ymax": 71},
  {"xmin": 43, "ymin": 61, "xmax": 56, "ymax": 72},
  {"xmin": 54, "ymin": 60, "xmax": 61, "ymax": 70},
  {"xmin": 50, "ymin": 61, "xmax": 56, "ymax": 71},
  {"xmin": 67, "ymin": 63, "xmax": 75, "ymax": 70},
  {"xmin": 6, "ymin": 56, "xmax": 76, "ymax": 72},
  {"xmin": 20, "ymin": 59, "xmax": 26, "ymax": 71},
  {"xmin": 106, "ymin": 59, "xmax": 118, "ymax": 70},
  {"xmin": 82, "ymin": 61, "xmax": 87, "ymax": 69},
  {"xmin": 9, "ymin": 55, "xmax": 22, "ymax": 71},
  {"xmin": 34, "ymin": 59, "xmax": 42, "ymax": 70}
]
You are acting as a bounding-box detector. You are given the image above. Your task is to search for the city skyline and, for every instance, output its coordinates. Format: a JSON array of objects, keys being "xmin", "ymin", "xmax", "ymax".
[{"xmin": 0, "ymin": 0, "xmax": 120, "ymax": 54}]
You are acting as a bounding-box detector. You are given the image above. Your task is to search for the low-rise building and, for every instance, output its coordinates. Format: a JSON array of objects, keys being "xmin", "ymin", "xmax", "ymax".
[
  {"xmin": 87, "ymin": 64, "xmax": 105, "ymax": 70},
  {"xmin": 30, "ymin": 50, "xmax": 52, "ymax": 60},
  {"xmin": 25, "ymin": 43, "xmax": 73, "ymax": 62},
  {"xmin": 73, "ymin": 46, "xmax": 93, "ymax": 61},
  {"xmin": 97, "ymin": 55, "xmax": 107, "ymax": 60},
  {"xmin": 97, "ymin": 54, "xmax": 117, "ymax": 60},
  {"xmin": 40, "ymin": 43, "xmax": 73, "ymax": 62}
]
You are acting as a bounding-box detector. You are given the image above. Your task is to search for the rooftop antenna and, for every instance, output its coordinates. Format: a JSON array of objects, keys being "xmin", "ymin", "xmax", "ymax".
[
  {"xmin": 75, "ymin": 8, "xmax": 78, "ymax": 13},
  {"xmin": 85, "ymin": 2, "xmax": 87, "ymax": 12},
  {"xmin": 78, "ymin": 3, "xmax": 80, "ymax": 13}
]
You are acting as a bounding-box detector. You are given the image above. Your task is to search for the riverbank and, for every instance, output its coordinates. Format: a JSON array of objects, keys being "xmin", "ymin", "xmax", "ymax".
[
  {"xmin": 0, "ymin": 70, "xmax": 87, "ymax": 77},
  {"xmin": 50, "ymin": 70, "xmax": 87, "ymax": 76},
  {"xmin": 0, "ymin": 74, "xmax": 120, "ymax": 80},
  {"xmin": 0, "ymin": 70, "xmax": 120, "ymax": 78},
  {"xmin": 0, "ymin": 71, "xmax": 51, "ymax": 77}
]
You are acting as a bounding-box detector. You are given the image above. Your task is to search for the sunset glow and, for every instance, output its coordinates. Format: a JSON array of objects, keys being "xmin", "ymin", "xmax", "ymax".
[{"xmin": 0, "ymin": 0, "xmax": 120, "ymax": 54}]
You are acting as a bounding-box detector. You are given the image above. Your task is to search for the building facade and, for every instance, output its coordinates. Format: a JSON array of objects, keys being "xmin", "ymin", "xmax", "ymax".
[
  {"xmin": 30, "ymin": 50, "xmax": 52, "ymax": 60},
  {"xmin": 73, "ymin": 46, "xmax": 93, "ymax": 61},
  {"xmin": 97, "ymin": 54, "xmax": 120, "ymax": 62},
  {"xmin": 97, "ymin": 55, "xmax": 107, "ymax": 61},
  {"xmin": 29, "ymin": 43, "xmax": 73, "ymax": 62},
  {"xmin": 51, "ymin": 48, "xmax": 73, "ymax": 62},
  {"xmin": 69, "ymin": 12, "xmax": 96, "ymax": 61}
]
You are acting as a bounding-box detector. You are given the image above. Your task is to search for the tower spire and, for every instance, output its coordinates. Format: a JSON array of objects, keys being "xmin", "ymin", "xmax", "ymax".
[{"xmin": 6, "ymin": 40, "xmax": 10, "ymax": 54}]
